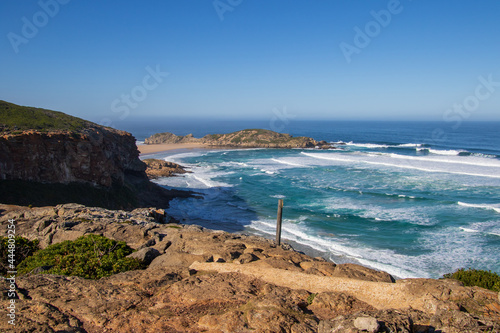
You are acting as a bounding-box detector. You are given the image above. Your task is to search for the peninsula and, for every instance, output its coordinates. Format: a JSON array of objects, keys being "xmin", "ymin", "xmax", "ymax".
[{"xmin": 139, "ymin": 129, "xmax": 332, "ymax": 154}]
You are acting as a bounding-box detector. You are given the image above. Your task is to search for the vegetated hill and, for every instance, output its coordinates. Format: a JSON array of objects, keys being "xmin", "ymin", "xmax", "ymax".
[
  {"xmin": 0, "ymin": 100, "xmax": 95, "ymax": 133},
  {"xmin": 145, "ymin": 128, "xmax": 331, "ymax": 149}
]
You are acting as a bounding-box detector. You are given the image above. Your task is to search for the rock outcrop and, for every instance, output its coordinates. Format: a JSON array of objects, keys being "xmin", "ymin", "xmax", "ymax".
[
  {"xmin": 143, "ymin": 158, "xmax": 189, "ymax": 179},
  {"xmin": 0, "ymin": 127, "xmax": 144, "ymax": 187},
  {"xmin": 0, "ymin": 101, "xmax": 192, "ymax": 209},
  {"xmin": 1, "ymin": 203, "xmax": 499, "ymax": 332},
  {"xmin": 145, "ymin": 129, "xmax": 332, "ymax": 149}
]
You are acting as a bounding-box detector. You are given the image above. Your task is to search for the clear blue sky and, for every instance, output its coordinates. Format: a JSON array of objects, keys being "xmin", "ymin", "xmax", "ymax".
[{"xmin": 1, "ymin": 0, "xmax": 499, "ymax": 124}]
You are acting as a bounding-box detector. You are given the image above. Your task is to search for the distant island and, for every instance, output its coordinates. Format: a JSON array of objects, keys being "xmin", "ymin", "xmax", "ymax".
[{"xmin": 144, "ymin": 129, "xmax": 332, "ymax": 149}]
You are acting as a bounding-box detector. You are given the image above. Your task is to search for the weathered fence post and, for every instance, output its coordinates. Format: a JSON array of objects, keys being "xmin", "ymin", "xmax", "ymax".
[{"xmin": 276, "ymin": 199, "xmax": 283, "ymax": 245}]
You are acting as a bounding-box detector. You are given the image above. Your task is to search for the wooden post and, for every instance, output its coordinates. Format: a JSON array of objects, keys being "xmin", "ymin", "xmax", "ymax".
[{"xmin": 276, "ymin": 199, "xmax": 283, "ymax": 246}]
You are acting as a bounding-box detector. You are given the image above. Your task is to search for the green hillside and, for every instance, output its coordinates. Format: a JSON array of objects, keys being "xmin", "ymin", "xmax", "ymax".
[{"xmin": 0, "ymin": 100, "xmax": 94, "ymax": 133}]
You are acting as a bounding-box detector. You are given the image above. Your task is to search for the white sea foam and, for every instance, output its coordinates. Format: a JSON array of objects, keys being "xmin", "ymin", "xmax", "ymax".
[
  {"xmin": 458, "ymin": 202, "xmax": 500, "ymax": 213},
  {"xmin": 387, "ymin": 153, "xmax": 500, "ymax": 168},
  {"xmin": 345, "ymin": 142, "xmax": 389, "ymax": 149},
  {"xmin": 301, "ymin": 152, "xmax": 500, "ymax": 179},
  {"xmin": 426, "ymin": 148, "xmax": 465, "ymax": 156},
  {"xmin": 315, "ymin": 197, "xmax": 435, "ymax": 226},
  {"xmin": 459, "ymin": 227, "xmax": 480, "ymax": 233},
  {"xmin": 344, "ymin": 142, "xmax": 423, "ymax": 149},
  {"xmin": 271, "ymin": 158, "xmax": 309, "ymax": 168},
  {"xmin": 397, "ymin": 143, "xmax": 423, "ymax": 148},
  {"xmin": 248, "ymin": 218, "xmax": 427, "ymax": 278},
  {"xmin": 156, "ymin": 165, "xmax": 233, "ymax": 189}
]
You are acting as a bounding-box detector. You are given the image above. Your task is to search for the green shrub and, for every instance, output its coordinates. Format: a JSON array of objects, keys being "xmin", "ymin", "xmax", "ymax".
[
  {"xmin": 17, "ymin": 234, "xmax": 144, "ymax": 279},
  {"xmin": 307, "ymin": 293, "xmax": 317, "ymax": 305},
  {"xmin": 0, "ymin": 236, "xmax": 39, "ymax": 276},
  {"xmin": 443, "ymin": 268, "xmax": 500, "ymax": 292},
  {"xmin": 0, "ymin": 100, "xmax": 93, "ymax": 133}
]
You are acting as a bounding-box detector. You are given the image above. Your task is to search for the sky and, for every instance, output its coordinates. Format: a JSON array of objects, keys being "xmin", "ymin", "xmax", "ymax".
[{"xmin": 1, "ymin": 0, "xmax": 500, "ymax": 125}]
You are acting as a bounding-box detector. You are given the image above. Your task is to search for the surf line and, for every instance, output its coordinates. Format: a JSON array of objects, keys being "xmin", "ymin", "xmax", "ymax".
[{"xmin": 301, "ymin": 152, "xmax": 500, "ymax": 179}]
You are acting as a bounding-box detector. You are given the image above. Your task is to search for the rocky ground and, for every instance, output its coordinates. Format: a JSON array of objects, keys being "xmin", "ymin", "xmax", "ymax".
[{"xmin": 1, "ymin": 204, "xmax": 499, "ymax": 332}]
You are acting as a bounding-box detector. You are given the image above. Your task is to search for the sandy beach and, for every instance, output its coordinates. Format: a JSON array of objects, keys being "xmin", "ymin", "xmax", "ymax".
[{"xmin": 137, "ymin": 142, "xmax": 209, "ymax": 155}]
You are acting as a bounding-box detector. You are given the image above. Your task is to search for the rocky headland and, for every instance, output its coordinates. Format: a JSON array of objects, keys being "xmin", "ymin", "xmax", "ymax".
[
  {"xmin": 144, "ymin": 129, "xmax": 332, "ymax": 149},
  {"xmin": 2, "ymin": 101, "xmax": 500, "ymax": 332},
  {"xmin": 1, "ymin": 203, "xmax": 499, "ymax": 332},
  {"xmin": 0, "ymin": 101, "xmax": 191, "ymax": 209}
]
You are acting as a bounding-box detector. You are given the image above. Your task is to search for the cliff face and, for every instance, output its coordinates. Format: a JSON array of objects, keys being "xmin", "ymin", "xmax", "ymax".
[
  {"xmin": 145, "ymin": 129, "xmax": 331, "ymax": 149},
  {"xmin": 0, "ymin": 101, "xmax": 191, "ymax": 209},
  {"xmin": 0, "ymin": 128, "xmax": 145, "ymax": 187}
]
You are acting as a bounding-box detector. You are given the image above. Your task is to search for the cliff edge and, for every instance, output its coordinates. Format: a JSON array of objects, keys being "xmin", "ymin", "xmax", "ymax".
[{"xmin": 0, "ymin": 101, "xmax": 191, "ymax": 209}]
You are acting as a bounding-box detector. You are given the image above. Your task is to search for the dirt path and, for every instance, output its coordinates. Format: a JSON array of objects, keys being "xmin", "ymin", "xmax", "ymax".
[{"xmin": 190, "ymin": 262, "xmax": 435, "ymax": 312}]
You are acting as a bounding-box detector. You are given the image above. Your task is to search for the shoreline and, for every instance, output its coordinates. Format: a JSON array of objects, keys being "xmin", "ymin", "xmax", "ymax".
[{"xmin": 137, "ymin": 142, "xmax": 209, "ymax": 155}]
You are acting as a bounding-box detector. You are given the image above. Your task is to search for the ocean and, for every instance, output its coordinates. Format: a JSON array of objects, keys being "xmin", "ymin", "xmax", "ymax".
[{"xmin": 119, "ymin": 119, "xmax": 500, "ymax": 279}]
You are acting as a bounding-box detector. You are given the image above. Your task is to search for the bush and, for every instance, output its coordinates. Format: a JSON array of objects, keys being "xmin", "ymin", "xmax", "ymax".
[
  {"xmin": 17, "ymin": 234, "xmax": 144, "ymax": 279},
  {"xmin": 0, "ymin": 236, "xmax": 39, "ymax": 276},
  {"xmin": 443, "ymin": 268, "xmax": 500, "ymax": 292}
]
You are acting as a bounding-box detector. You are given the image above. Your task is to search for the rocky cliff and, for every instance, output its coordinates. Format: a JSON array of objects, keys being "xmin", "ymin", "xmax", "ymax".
[
  {"xmin": 1, "ymin": 203, "xmax": 499, "ymax": 332},
  {"xmin": 0, "ymin": 127, "xmax": 145, "ymax": 187},
  {"xmin": 0, "ymin": 101, "xmax": 190, "ymax": 209},
  {"xmin": 145, "ymin": 129, "xmax": 332, "ymax": 149}
]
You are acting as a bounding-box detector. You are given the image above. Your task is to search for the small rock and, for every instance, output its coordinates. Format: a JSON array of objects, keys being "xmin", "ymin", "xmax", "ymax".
[
  {"xmin": 234, "ymin": 253, "xmax": 259, "ymax": 264},
  {"xmin": 127, "ymin": 247, "xmax": 160, "ymax": 265},
  {"xmin": 31, "ymin": 266, "xmax": 54, "ymax": 274},
  {"xmin": 138, "ymin": 238, "xmax": 156, "ymax": 249},
  {"xmin": 353, "ymin": 316, "xmax": 379, "ymax": 333}
]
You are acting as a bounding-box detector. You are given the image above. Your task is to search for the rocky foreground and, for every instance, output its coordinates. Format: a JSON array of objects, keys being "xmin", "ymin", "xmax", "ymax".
[
  {"xmin": 1, "ymin": 204, "xmax": 500, "ymax": 332},
  {"xmin": 144, "ymin": 129, "xmax": 332, "ymax": 149}
]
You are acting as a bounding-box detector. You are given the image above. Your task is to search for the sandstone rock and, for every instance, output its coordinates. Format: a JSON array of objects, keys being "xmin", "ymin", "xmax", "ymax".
[
  {"xmin": 309, "ymin": 292, "xmax": 375, "ymax": 320},
  {"xmin": 353, "ymin": 316, "xmax": 379, "ymax": 332},
  {"xmin": 1, "ymin": 203, "xmax": 499, "ymax": 332},
  {"xmin": 127, "ymin": 247, "xmax": 161, "ymax": 265},
  {"xmin": 332, "ymin": 263, "xmax": 395, "ymax": 283},
  {"xmin": 143, "ymin": 158, "xmax": 188, "ymax": 179},
  {"xmin": 0, "ymin": 126, "xmax": 144, "ymax": 188},
  {"xmin": 234, "ymin": 252, "xmax": 259, "ymax": 264}
]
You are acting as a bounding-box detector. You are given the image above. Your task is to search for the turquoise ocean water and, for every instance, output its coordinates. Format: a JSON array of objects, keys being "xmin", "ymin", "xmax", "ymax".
[{"xmin": 122, "ymin": 120, "xmax": 500, "ymax": 279}]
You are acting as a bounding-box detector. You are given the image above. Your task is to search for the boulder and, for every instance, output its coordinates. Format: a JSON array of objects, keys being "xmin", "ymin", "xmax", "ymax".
[
  {"xmin": 353, "ymin": 316, "xmax": 379, "ymax": 333},
  {"xmin": 127, "ymin": 247, "xmax": 161, "ymax": 265}
]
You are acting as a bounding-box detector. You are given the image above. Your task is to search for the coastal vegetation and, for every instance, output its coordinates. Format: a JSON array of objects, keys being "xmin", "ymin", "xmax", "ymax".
[
  {"xmin": 0, "ymin": 100, "xmax": 93, "ymax": 133},
  {"xmin": 144, "ymin": 128, "xmax": 331, "ymax": 148},
  {"xmin": 444, "ymin": 268, "xmax": 500, "ymax": 292},
  {"xmin": 17, "ymin": 234, "xmax": 144, "ymax": 279},
  {"xmin": 0, "ymin": 236, "xmax": 39, "ymax": 276}
]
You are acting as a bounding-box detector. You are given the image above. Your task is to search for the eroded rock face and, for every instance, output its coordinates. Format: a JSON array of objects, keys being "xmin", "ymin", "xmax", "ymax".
[
  {"xmin": 1, "ymin": 204, "xmax": 499, "ymax": 332},
  {"xmin": 0, "ymin": 128, "xmax": 145, "ymax": 187}
]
